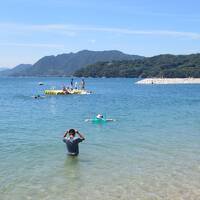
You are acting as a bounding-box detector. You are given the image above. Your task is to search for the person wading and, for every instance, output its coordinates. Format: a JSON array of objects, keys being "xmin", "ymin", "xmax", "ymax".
[{"xmin": 63, "ymin": 129, "xmax": 85, "ymax": 156}]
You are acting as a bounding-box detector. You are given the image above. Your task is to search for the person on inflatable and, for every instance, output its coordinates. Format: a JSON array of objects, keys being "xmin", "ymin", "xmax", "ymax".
[
  {"xmin": 85, "ymin": 114, "xmax": 115, "ymax": 122},
  {"xmin": 96, "ymin": 114, "xmax": 104, "ymax": 120}
]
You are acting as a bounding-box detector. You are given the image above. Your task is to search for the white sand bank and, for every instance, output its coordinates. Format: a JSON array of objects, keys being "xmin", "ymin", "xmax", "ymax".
[{"xmin": 136, "ymin": 78, "xmax": 200, "ymax": 84}]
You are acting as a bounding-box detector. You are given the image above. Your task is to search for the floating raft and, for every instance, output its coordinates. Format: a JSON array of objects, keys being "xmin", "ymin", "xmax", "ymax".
[{"xmin": 44, "ymin": 89, "xmax": 91, "ymax": 95}]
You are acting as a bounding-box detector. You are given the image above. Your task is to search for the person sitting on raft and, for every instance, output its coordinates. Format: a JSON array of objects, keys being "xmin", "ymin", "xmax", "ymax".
[
  {"xmin": 63, "ymin": 129, "xmax": 85, "ymax": 156},
  {"xmin": 63, "ymin": 86, "xmax": 69, "ymax": 94}
]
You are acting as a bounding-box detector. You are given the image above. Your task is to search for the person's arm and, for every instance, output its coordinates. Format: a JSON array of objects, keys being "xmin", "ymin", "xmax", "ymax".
[
  {"xmin": 85, "ymin": 119, "xmax": 92, "ymax": 122},
  {"xmin": 76, "ymin": 130, "xmax": 85, "ymax": 140},
  {"xmin": 63, "ymin": 130, "xmax": 68, "ymax": 138},
  {"xmin": 106, "ymin": 119, "xmax": 115, "ymax": 122},
  {"xmin": 63, "ymin": 130, "xmax": 68, "ymax": 143}
]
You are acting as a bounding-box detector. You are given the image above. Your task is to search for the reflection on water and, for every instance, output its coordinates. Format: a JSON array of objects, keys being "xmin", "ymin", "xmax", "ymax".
[
  {"xmin": 64, "ymin": 156, "xmax": 80, "ymax": 178},
  {"xmin": 49, "ymin": 96, "xmax": 57, "ymax": 115}
]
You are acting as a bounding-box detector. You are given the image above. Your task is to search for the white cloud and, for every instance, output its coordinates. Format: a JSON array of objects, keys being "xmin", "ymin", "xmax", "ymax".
[
  {"xmin": 1, "ymin": 23, "xmax": 200, "ymax": 39},
  {"xmin": 88, "ymin": 39, "xmax": 96, "ymax": 44},
  {"xmin": 0, "ymin": 23, "xmax": 76, "ymax": 37}
]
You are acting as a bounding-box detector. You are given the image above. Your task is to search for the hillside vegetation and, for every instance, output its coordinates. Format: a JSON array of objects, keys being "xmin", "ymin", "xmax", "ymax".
[{"xmin": 74, "ymin": 54, "xmax": 200, "ymax": 78}]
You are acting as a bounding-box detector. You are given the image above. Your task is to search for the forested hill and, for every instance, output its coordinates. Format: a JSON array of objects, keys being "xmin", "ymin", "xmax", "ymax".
[
  {"xmin": 0, "ymin": 67, "xmax": 9, "ymax": 71},
  {"xmin": 0, "ymin": 50, "xmax": 142, "ymax": 76},
  {"xmin": 0, "ymin": 64, "xmax": 32, "ymax": 76},
  {"xmin": 74, "ymin": 54, "xmax": 200, "ymax": 78}
]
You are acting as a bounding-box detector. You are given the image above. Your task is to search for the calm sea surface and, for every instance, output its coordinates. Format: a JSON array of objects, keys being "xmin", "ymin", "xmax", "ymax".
[{"xmin": 0, "ymin": 77, "xmax": 200, "ymax": 200}]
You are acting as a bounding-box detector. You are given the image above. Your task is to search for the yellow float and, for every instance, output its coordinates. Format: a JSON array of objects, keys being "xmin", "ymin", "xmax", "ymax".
[{"xmin": 44, "ymin": 89, "xmax": 91, "ymax": 95}]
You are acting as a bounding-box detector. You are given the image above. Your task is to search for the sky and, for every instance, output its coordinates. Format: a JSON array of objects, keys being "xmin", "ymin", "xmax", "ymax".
[{"xmin": 1, "ymin": 0, "xmax": 200, "ymax": 67}]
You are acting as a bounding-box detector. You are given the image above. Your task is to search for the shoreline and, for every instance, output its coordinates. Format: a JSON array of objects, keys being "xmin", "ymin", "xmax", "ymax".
[{"xmin": 136, "ymin": 78, "xmax": 200, "ymax": 84}]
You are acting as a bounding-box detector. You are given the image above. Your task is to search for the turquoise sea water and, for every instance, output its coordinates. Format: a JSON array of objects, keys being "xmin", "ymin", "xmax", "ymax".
[{"xmin": 0, "ymin": 77, "xmax": 200, "ymax": 200}]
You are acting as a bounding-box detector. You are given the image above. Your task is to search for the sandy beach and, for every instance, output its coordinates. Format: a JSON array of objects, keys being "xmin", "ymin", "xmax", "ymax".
[{"xmin": 136, "ymin": 78, "xmax": 200, "ymax": 84}]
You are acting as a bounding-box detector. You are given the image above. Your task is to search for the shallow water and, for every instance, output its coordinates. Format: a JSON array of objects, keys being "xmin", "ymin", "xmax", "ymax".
[{"xmin": 0, "ymin": 77, "xmax": 200, "ymax": 200}]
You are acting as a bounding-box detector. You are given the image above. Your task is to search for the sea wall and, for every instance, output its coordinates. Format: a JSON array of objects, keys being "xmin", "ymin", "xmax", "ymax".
[{"xmin": 136, "ymin": 78, "xmax": 200, "ymax": 84}]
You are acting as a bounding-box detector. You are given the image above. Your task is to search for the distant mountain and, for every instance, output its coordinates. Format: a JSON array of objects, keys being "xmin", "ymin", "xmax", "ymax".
[
  {"xmin": 0, "ymin": 64, "xmax": 32, "ymax": 76},
  {"xmin": 0, "ymin": 50, "xmax": 142, "ymax": 76},
  {"xmin": 0, "ymin": 67, "xmax": 9, "ymax": 72},
  {"xmin": 74, "ymin": 53, "xmax": 200, "ymax": 78}
]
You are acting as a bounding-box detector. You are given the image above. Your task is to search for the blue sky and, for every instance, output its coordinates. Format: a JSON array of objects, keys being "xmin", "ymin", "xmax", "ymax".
[{"xmin": 1, "ymin": 0, "xmax": 200, "ymax": 67}]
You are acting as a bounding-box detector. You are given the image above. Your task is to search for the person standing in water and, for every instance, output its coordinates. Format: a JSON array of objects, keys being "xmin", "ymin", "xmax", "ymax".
[
  {"xmin": 80, "ymin": 78, "xmax": 85, "ymax": 90},
  {"xmin": 63, "ymin": 129, "xmax": 85, "ymax": 156}
]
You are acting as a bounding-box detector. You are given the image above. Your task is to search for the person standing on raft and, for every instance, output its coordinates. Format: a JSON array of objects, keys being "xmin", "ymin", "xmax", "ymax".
[
  {"xmin": 80, "ymin": 79, "xmax": 85, "ymax": 90},
  {"xmin": 74, "ymin": 81, "xmax": 78, "ymax": 89},
  {"xmin": 63, "ymin": 129, "xmax": 85, "ymax": 156},
  {"xmin": 70, "ymin": 78, "xmax": 74, "ymax": 89}
]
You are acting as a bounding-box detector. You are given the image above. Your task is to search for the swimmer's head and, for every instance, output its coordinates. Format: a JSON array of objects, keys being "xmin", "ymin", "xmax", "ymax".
[{"xmin": 96, "ymin": 114, "xmax": 103, "ymax": 119}]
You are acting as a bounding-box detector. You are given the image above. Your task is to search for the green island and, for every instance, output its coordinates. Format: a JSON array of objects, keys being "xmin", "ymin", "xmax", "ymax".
[{"xmin": 74, "ymin": 54, "xmax": 200, "ymax": 78}]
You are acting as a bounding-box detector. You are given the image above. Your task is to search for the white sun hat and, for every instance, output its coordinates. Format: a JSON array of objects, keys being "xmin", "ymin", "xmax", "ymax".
[{"xmin": 96, "ymin": 114, "xmax": 103, "ymax": 119}]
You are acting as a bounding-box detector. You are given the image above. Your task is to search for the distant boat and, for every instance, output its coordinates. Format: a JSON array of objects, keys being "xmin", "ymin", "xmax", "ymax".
[{"xmin": 38, "ymin": 82, "xmax": 44, "ymax": 85}]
